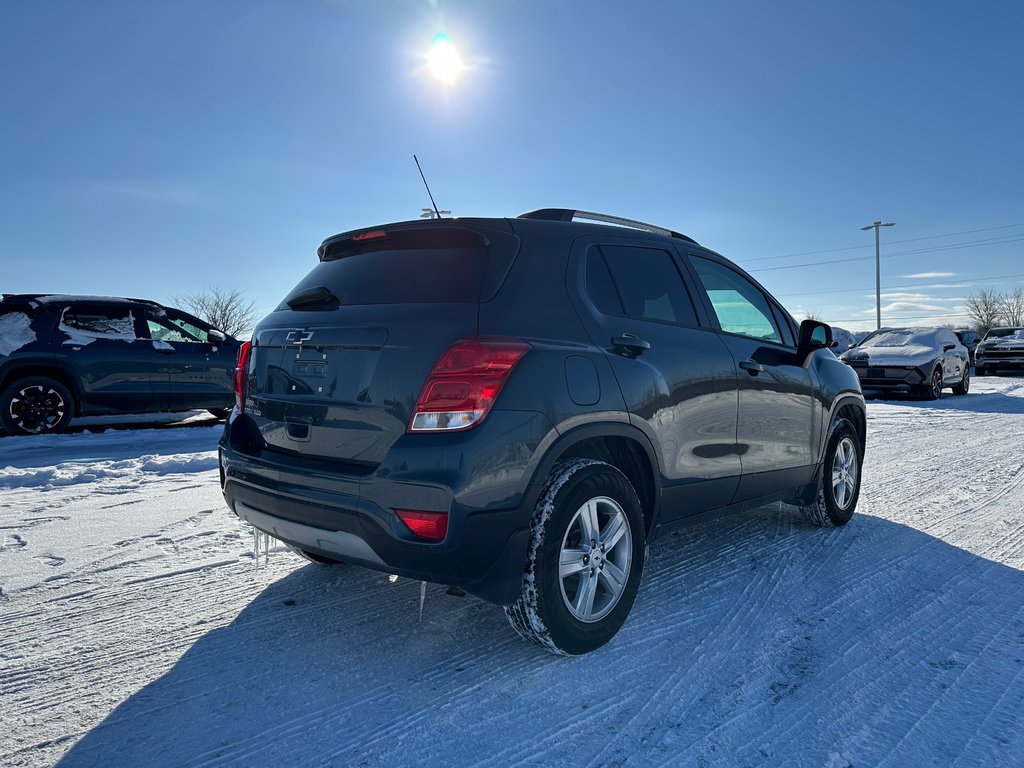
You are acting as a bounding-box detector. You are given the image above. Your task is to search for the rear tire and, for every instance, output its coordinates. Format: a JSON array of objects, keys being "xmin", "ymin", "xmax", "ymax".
[
  {"xmin": 952, "ymin": 366, "xmax": 970, "ymax": 396},
  {"xmin": 794, "ymin": 418, "xmax": 862, "ymax": 528},
  {"xmin": 0, "ymin": 377, "xmax": 75, "ymax": 435},
  {"xmin": 505, "ymin": 459, "xmax": 645, "ymax": 656}
]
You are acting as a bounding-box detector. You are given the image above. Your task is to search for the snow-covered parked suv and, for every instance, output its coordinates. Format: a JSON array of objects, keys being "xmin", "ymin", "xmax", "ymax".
[
  {"xmin": 839, "ymin": 327, "xmax": 970, "ymax": 400},
  {"xmin": 975, "ymin": 327, "xmax": 1024, "ymax": 375},
  {"xmin": 0, "ymin": 294, "xmax": 240, "ymax": 435},
  {"xmin": 219, "ymin": 209, "xmax": 867, "ymax": 655}
]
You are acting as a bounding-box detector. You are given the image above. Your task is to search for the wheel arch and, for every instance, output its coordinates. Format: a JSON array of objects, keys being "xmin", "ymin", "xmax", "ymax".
[
  {"xmin": 820, "ymin": 393, "xmax": 866, "ymax": 461},
  {"xmin": 524, "ymin": 422, "xmax": 662, "ymax": 540},
  {"xmin": 0, "ymin": 361, "xmax": 82, "ymax": 416}
]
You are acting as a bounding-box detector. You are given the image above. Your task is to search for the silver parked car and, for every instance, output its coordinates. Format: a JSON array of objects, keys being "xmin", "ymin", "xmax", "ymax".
[{"xmin": 839, "ymin": 326, "xmax": 970, "ymax": 400}]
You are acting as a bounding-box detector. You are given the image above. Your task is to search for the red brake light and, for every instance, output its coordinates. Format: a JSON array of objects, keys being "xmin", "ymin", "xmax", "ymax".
[
  {"xmin": 409, "ymin": 338, "xmax": 530, "ymax": 432},
  {"xmin": 234, "ymin": 341, "xmax": 252, "ymax": 412},
  {"xmin": 395, "ymin": 509, "xmax": 448, "ymax": 542},
  {"xmin": 351, "ymin": 229, "xmax": 388, "ymax": 242}
]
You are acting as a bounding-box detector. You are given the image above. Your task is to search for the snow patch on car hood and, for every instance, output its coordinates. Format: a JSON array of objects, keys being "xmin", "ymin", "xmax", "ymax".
[
  {"xmin": 846, "ymin": 344, "xmax": 938, "ymax": 366},
  {"xmin": 0, "ymin": 312, "xmax": 37, "ymax": 356}
]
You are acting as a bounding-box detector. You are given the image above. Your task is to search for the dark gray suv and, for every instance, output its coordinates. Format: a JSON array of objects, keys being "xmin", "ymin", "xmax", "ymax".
[{"xmin": 218, "ymin": 209, "xmax": 866, "ymax": 655}]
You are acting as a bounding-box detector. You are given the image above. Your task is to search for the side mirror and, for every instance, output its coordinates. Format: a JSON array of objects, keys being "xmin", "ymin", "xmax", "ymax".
[
  {"xmin": 847, "ymin": 343, "xmax": 857, "ymax": 350},
  {"xmin": 798, "ymin": 319, "xmax": 833, "ymax": 358},
  {"xmin": 942, "ymin": 343, "xmax": 955, "ymax": 352},
  {"xmin": 209, "ymin": 329, "xmax": 227, "ymax": 344}
]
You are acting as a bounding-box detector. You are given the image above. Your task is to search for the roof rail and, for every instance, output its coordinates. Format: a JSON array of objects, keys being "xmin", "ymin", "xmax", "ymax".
[{"xmin": 517, "ymin": 208, "xmax": 697, "ymax": 245}]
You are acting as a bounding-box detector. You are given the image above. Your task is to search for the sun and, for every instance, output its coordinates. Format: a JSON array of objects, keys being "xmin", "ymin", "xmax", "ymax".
[{"xmin": 429, "ymin": 33, "xmax": 463, "ymax": 84}]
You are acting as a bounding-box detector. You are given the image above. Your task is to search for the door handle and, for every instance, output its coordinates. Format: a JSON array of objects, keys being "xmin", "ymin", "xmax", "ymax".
[
  {"xmin": 739, "ymin": 359, "xmax": 763, "ymax": 375},
  {"xmin": 611, "ymin": 333, "xmax": 651, "ymax": 357}
]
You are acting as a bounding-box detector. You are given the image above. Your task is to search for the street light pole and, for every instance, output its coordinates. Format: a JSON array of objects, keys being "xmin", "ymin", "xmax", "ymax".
[{"xmin": 861, "ymin": 220, "xmax": 895, "ymax": 330}]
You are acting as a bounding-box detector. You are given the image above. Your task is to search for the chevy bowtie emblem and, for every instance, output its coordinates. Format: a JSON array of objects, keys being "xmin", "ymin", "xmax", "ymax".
[{"xmin": 286, "ymin": 329, "xmax": 315, "ymax": 344}]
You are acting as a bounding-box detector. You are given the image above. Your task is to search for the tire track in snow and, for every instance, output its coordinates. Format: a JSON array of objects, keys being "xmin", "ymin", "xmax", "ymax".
[
  {"xmin": 874, "ymin": 603, "xmax": 1024, "ymax": 768},
  {"xmin": 573, "ymin": 514, "xmax": 824, "ymax": 767}
]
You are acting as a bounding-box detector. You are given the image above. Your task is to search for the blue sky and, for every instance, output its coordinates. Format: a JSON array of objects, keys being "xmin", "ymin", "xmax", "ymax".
[{"xmin": 3, "ymin": 1, "xmax": 1022, "ymax": 332}]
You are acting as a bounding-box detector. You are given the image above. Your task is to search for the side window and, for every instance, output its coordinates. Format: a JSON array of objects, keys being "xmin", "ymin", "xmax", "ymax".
[
  {"xmin": 585, "ymin": 248, "xmax": 625, "ymax": 315},
  {"xmin": 60, "ymin": 305, "xmax": 138, "ymax": 341},
  {"xmin": 145, "ymin": 310, "xmax": 206, "ymax": 344},
  {"xmin": 166, "ymin": 311, "xmax": 211, "ymax": 343},
  {"xmin": 591, "ymin": 245, "xmax": 699, "ymax": 326},
  {"xmin": 770, "ymin": 303, "xmax": 796, "ymax": 347},
  {"xmin": 690, "ymin": 257, "xmax": 782, "ymax": 343}
]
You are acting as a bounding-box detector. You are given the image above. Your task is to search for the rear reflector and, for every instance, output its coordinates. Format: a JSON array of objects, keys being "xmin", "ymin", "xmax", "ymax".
[
  {"xmin": 234, "ymin": 341, "xmax": 252, "ymax": 412},
  {"xmin": 396, "ymin": 509, "xmax": 448, "ymax": 542},
  {"xmin": 409, "ymin": 338, "xmax": 531, "ymax": 432}
]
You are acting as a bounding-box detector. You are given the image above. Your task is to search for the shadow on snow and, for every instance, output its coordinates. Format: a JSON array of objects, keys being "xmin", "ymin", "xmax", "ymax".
[{"xmin": 56, "ymin": 510, "xmax": 1024, "ymax": 768}]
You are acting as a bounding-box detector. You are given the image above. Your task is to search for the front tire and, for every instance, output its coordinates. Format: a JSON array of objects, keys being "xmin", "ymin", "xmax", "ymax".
[
  {"xmin": 795, "ymin": 418, "xmax": 862, "ymax": 528},
  {"xmin": 505, "ymin": 459, "xmax": 645, "ymax": 656},
  {"xmin": 919, "ymin": 366, "xmax": 943, "ymax": 401},
  {"xmin": 0, "ymin": 377, "xmax": 75, "ymax": 435}
]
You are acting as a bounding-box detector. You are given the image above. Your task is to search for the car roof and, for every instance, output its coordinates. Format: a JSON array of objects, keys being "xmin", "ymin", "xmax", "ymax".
[
  {"xmin": 317, "ymin": 211, "xmax": 706, "ymax": 254},
  {"xmin": 1, "ymin": 293, "xmax": 162, "ymax": 307}
]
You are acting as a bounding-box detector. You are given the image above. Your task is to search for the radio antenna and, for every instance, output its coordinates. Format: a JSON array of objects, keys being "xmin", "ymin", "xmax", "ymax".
[{"xmin": 413, "ymin": 154, "xmax": 443, "ymax": 219}]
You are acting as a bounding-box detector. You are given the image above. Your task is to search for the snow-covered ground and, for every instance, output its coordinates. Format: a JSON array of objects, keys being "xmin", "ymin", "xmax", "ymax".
[{"xmin": 2, "ymin": 380, "xmax": 1023, "ymax": 767}]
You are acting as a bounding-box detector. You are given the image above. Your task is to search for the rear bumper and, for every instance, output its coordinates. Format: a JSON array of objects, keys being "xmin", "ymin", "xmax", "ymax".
[{"xmin": 218, "ymin": 409, "xmax": 553, "ymax": 605}]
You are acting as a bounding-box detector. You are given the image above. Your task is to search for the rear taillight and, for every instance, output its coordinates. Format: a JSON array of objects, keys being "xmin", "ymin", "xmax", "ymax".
[
  {"xmin": 234, "ymin": 341, "xmax": 252, "ymax": 412},
  {"xmin": 395, "ymin": 509, "xmax": 448, "ymax": 542},
  {"xmin": 409, "ymin": 338, "xmax": 531, "ymax": 432}
]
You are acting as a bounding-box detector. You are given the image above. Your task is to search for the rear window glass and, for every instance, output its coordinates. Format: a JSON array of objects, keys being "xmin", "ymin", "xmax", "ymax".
[
  {"xmin": 589, "ymin": 245, "xmax": 699, "ymax": 326},
  {"xmin": 280, "ymin": 227, "xmax": 516, "ymax": 308},
  {"xmin": 585, "ymin": 249, "xmax": 625, "ymax": 315},
  {"xmin": 60, "ymin": 306, "xmax": 137, "ymax": 340}
]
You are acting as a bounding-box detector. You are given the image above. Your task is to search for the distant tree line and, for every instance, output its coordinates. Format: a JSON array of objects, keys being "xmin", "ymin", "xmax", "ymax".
[{"xmin": 964, "ymin": 287, "xmax": 1024, "ymax": 334}]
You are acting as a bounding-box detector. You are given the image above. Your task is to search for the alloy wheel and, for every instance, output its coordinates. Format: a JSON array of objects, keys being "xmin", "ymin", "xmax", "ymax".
[
  {"xmin": 831, "ymin": 437, "xmax": 859, "ymax": 510},
  {"xmin": 9, "ymin": 385, "xmax": 67, "ymax": 434},
  {"xmin": 558, "ymin": 496, "xmax": 633, "ymax": 623}
]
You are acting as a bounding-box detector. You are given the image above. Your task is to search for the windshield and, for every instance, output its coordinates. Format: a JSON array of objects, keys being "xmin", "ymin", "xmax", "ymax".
[
  {"xmin": 984, "ymin": 328, "xmax": 1024, "ymax": 340},
  {"xmin": 859, "ymin": 329, "xmax": 919, "ymax": 348}
]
